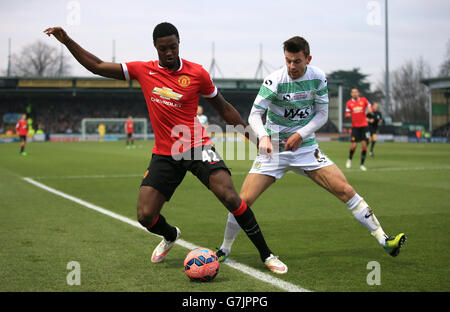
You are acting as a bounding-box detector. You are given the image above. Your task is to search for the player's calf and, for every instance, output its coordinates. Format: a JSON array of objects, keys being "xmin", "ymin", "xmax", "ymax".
[
  {"xmin": 336, "ymin": 183, "xmax": 356, "ymax": 203},
  {"xmin": 306, "ymin": 165, "xmax": 355, "ymax": 203},
  {"xmin": 137, "ymin": 186, "xmax": 178, "ymax": 242},
  {"xmin": 361, "ymin": 146, "xmax": 367, "ymax": 167},
  {"xmin": 230, "ymin": 200, "xmax": 273, "ymax": 262}
]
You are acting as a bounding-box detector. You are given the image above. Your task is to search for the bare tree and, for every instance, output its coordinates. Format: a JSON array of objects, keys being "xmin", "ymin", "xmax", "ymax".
[
  {"xmin": 11, "ymin": 40, "xmax": 71, "ymax": 77},
  {"xmin": 438, "ymin": 39, "xmax": 450, "ymax": 77},
  {"xmin": 376, "ymin": 57, "xmax": 432, "ymax": 123}
]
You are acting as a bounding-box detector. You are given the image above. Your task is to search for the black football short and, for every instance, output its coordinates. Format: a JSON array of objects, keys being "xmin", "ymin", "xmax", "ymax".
[
  {"xmin": 351, "ymin": 127, "xmax": 370, "ymax": 142},
  {"xmin": 127, "ymin": 133, "xmax": 133, "ymax": 138},
  {"xmin": 19, "ymin": 135, "xmax": 27, "ymax": 142},
  {"xmin": 140, "ymin": 145, "xmax": 230, "ymax": 201}
]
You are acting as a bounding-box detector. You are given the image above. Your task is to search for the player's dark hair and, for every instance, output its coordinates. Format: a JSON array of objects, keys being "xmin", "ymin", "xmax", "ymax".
[
  {"xmin": 153, "ymin": 22, "xmax": 179, "ymax": 43},
  {"xmin": 283, "ymin": 36, "xmax": 310, "ymax": 56}
]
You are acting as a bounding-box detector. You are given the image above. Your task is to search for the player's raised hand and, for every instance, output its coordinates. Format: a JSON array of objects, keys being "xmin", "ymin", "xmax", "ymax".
[
  {"xmin": 284, "ymin": 132, "xmax": 303, "ymax": 152},
  {"xmin": 43, "ymin": 27, "xmax": 70, "ymax": 44}
]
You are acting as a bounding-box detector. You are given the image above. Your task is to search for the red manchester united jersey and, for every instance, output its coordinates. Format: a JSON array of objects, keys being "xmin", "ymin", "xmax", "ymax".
[
  {"xmin": 125, "ymin": 120, "xmax": 134, "ymax": 134},
  {"xmin": 16, "ymin": 120, "xmax": 28, "ymax": 136},
  {"xmin": 346, "ymin": 97, "xmax": 371, "ymax": 127},
  {"xmin": 122, "ymin": 58, "xmax": 217, "ymax": 155}
]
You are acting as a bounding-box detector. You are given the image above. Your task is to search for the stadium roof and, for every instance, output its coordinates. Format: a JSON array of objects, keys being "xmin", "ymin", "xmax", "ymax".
[
  {"xmin": 0, "ymin": 76, "xmax": 343, "ymax": 93},
  {"xmin": 421, "ymin": 76, "xmax": 450, "ymax": 90}
]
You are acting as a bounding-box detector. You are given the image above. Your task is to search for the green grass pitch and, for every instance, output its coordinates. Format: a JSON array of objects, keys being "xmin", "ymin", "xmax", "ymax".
[{"xmin": 1, "ymin": 140, "xmax": 449, "ymax": 292}]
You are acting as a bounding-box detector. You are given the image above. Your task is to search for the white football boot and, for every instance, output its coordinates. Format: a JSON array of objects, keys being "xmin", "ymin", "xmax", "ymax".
[
  {"xmin": 346, "ymin": 159, "xmax": 352, "ymax": 168},
  {"xmin": 264, "ymin": 254, "xmax": 288, "ymax": 274},
  {"xmin": 151, "ymin": 227, "xmax": 181, "ymax": 263}
]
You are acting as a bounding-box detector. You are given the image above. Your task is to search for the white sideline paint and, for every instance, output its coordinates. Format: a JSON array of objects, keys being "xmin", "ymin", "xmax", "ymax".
[{"xmin": 22, "ymin": 177, "xmax": 309, "ymax": 292}]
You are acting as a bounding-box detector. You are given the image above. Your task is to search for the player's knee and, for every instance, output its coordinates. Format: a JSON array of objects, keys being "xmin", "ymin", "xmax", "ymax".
[
  {"xmin": 239, "ymin": 189, "xmax": 257, "ymax": 207},
  {"xmin": 137, "ymin": 202, "xmax": 158, "ymax": 227},
  {"xmin": 240, "ymin": 195, "xmax": 254, "ymax": 207},
  {"xmin": 214, "ymin": 186, "xmax": 241, "ymax": 211},
  {"xmin": 210, "ymin": 171, "xmax": 241, "ymax": 209},
  {"xmin": 137, "ymin": 210, "xmax": 158, "ymax": 228},
  {"xmin": 222, "ymin": 190, "xmax": 241, "ymax": 210}
]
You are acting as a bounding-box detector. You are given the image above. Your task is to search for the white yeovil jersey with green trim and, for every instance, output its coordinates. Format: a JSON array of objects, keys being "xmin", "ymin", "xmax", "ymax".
[{"xmin": 253, "ymin": 65, "xmax": 328, "ymax": 149}]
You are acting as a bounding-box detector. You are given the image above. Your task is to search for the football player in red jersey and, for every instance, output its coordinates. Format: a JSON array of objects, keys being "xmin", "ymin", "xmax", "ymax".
[
  {"xmin": 345, "ymin": 88, "xmax": 372, "ymax": 171},
  {"xmin": 44, "ymin": 23, "xmax": 287, "ymax": 273},
  {"xmin": 15, "ymin": 114, "xmax": 28, "ymax": 156},
  {"xmin": 125, "ymin": 115, "xmax": 135, "ymax": 149}
]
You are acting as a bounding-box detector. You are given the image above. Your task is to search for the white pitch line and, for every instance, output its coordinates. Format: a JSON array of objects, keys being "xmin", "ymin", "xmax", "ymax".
[
  {"xmin": 27, "ymin": 174, "xmax": 144, "ymax": 180},
  {"xmin": 22, "ymin": 177, "xmax": 309, "ymax": 292}
]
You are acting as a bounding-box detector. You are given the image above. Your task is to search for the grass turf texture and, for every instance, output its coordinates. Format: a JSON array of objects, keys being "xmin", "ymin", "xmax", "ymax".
[{"xmin": 0, "ymin": 140, "xmax": 449, "ymax": 292}]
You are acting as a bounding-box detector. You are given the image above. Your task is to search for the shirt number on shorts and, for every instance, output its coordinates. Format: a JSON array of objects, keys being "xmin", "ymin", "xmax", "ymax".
[{"xmin": 202, "ymin": 149, "xmax": 220, "ymax": 163}]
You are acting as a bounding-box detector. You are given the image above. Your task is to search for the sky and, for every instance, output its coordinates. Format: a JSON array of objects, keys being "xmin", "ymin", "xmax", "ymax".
[{"xmin": 1, "ymin": 0, "xmax": 449, "ymax": 90}]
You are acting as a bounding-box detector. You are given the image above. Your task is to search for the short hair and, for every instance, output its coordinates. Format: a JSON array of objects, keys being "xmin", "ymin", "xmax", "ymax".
[
  {"xmin": 153, "ymin": 22, "xmax": 179, "ymax": 43},
  {"xmin": 283, "ymin": 36, "xmax": 310, "ymax": 56}
]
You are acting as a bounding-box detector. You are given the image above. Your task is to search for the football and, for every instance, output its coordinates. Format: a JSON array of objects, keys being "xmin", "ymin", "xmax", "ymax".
[{"xmin": 184, "ymin": 247, "xmax": 220, "ymax": 282}]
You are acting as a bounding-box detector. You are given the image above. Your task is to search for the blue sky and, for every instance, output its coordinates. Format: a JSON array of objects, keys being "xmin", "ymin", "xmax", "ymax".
[{"xmin": 1, "ymin": 0, "xmax": 449, "ymax": 89}]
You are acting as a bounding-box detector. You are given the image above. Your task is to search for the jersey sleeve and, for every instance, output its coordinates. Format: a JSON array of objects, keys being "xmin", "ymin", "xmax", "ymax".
[
  {"xmin": 297, "ymin": 102, "xmax": 328, "ymax": 139},
  {"xmin": 248, "ymin": 104, "xmax": 269, "ymax": 139},
  {"xmin": 199, "ymin": 67, "xmax": 218, "ymax": 98},
  {"xmin": 253, "ymin": 75, "xmax": 278, "ymax": 110},
  {"xmin": 365, "ymin": 98, "xmax": 373, "ymax": 113},
  {"xmin": 345, "ymin": 100, "xmax": 352, "ymax": 113},
  {"xmin": 121, "ymin": 61, "xmax": 144, "ymax": 81},
  {"xmin": 314, "ymin": 74, "xmax": 329, "ymax": 105}
]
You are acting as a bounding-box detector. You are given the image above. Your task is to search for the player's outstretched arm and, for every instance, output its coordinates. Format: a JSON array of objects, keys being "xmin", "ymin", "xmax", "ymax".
[
  {"xmin": 44, "ymin": 27, "xmax": 124, "ymax": 80},
  {"xmin": 206, "ymin": 92, "xmax": 257, "ymax": 144}
]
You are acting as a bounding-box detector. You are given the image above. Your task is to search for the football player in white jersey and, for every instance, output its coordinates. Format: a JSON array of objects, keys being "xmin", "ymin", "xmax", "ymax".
[{"xmin": 216, "ymin": 37, "xmax": 406, "ymax": 271}]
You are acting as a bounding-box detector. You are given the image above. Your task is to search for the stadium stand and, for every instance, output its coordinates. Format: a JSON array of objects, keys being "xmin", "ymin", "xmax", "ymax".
[{"xmin": 421, "ymin": 76, "xmax": 450, "ymax": 136}]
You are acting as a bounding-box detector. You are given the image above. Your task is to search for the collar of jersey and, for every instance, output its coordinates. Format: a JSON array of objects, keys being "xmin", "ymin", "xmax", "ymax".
[{"xmin": 157, "ymin": 57, "xmax": 183, "ymax": 72}]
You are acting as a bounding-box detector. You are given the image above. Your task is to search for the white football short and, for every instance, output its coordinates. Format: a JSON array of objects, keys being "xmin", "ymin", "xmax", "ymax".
[{"xmin": 248, "ymin": 144, "xmax": 334, "ymax": 179}]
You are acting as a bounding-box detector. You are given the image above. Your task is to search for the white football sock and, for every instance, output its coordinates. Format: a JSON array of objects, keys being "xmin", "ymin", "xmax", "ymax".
[
  {"xmin": 346, "ymin": 193, "xmax": 388, "ymax": 246},
  {"xmin": 220, "ymin": 212, "xmax": 242, "ymax": 255},
  {"xmin": 371, "ymin": 227, "xmax": 389, "ymax": 246}
]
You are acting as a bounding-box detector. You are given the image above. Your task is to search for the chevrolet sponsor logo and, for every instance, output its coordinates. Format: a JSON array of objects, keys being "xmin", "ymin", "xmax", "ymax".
[{"xmin": 152, "ymin": 87, "xmax": 183, "ymax": 100}]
